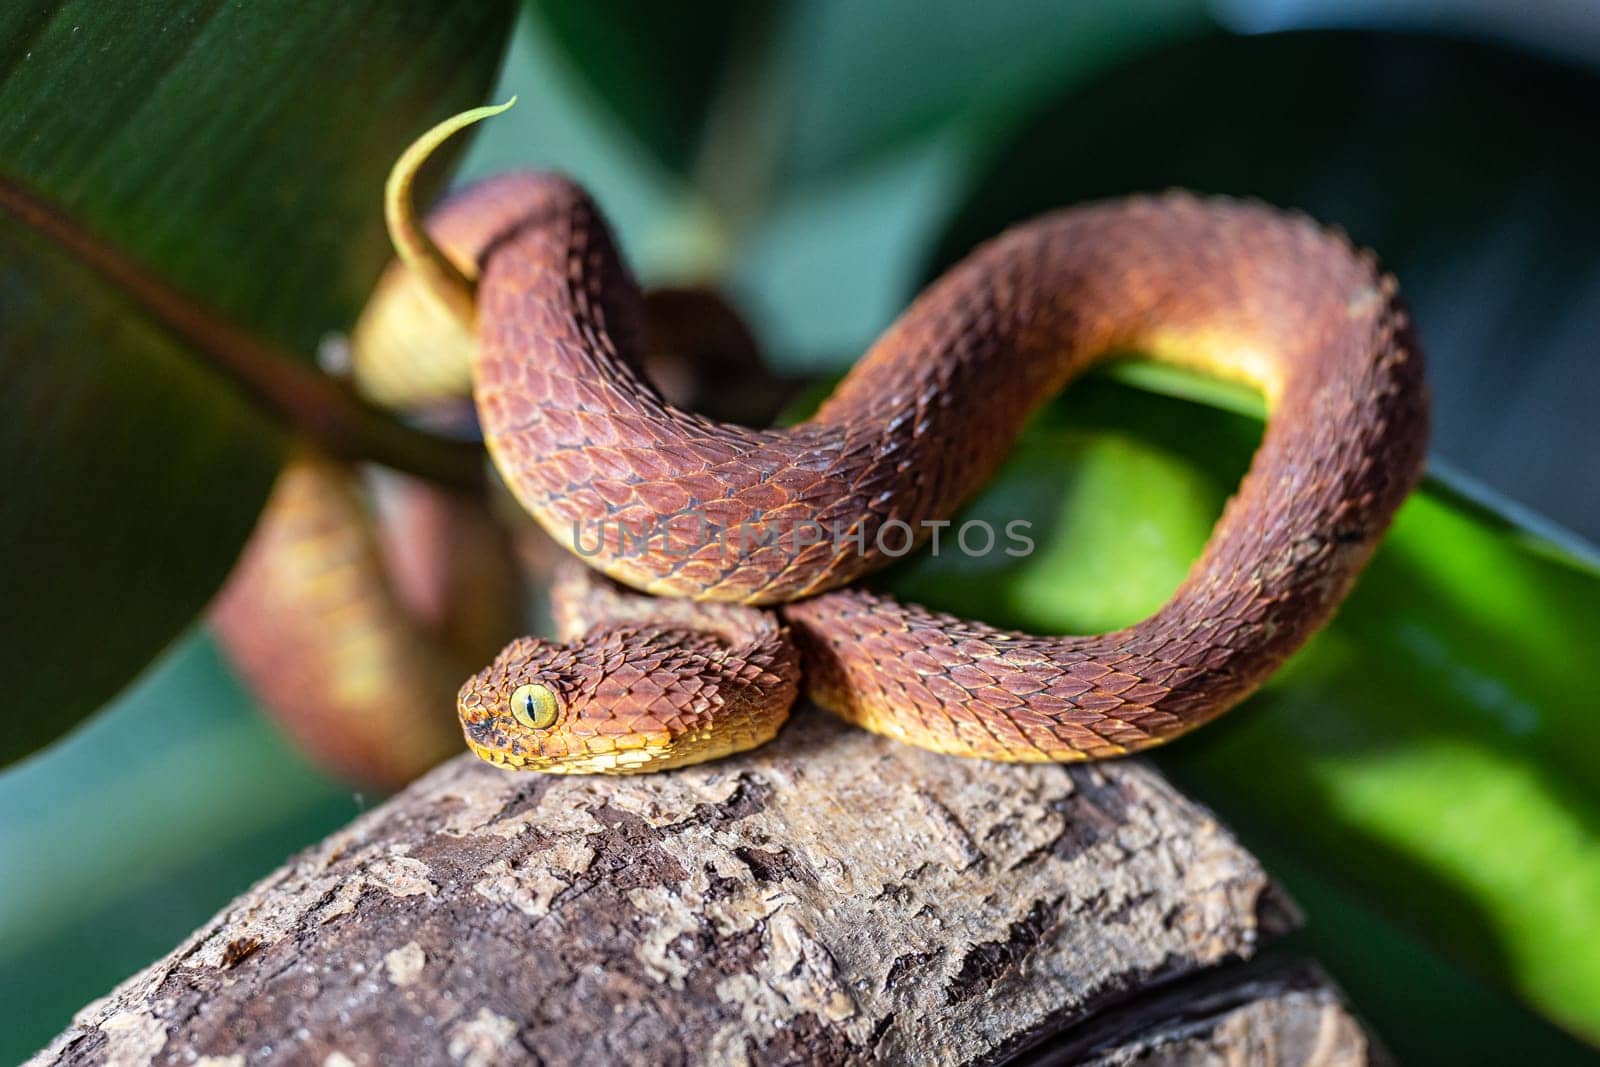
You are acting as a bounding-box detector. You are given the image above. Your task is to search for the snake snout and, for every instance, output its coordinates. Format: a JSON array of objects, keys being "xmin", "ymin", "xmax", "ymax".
[
  {"xmin": 456, "ymin": 633, "xmax": 640, "ymax": 772},
  {"xmin": 456, "ymin": 676, "xmax": 492, "ymax": 726}
]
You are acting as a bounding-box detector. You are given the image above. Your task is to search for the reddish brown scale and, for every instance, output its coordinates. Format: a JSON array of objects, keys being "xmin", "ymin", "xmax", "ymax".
[{"xmin": 453, "ymin": 172, "xmax": 1428, "ymax": 765}]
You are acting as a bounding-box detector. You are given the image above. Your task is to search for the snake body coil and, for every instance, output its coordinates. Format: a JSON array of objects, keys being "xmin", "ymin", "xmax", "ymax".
[{"xmin": 445, "ymin": 172, "xmax": 1428, "ymax": 772}]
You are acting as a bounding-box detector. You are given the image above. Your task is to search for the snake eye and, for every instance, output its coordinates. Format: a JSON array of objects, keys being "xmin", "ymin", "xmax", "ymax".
[{"xmin": 509, "ymin": 683, "xmax": 561, "ymax": 730}]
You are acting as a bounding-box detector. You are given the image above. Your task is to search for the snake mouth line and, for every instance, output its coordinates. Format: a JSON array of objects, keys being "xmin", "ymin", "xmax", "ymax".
[{"xmin": 460, "ymin": 736, "xmax": 528, "ymax": 770}]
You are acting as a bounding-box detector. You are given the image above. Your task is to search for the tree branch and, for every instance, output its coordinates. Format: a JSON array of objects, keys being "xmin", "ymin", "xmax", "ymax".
[{"xmin": 28, "ymin": 706, "xmax": 1381, "ymax": 1064}]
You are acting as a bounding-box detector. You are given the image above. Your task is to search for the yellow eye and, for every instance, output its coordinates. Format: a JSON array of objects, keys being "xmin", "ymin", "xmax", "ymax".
[{"xmin": 509, "ymin": 683, "xmax": 560, "ymax": 730}]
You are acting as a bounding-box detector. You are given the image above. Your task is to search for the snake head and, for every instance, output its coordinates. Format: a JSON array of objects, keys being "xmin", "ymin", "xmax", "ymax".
[
  {"xmin": 458, "ymin": 627, "xmax": 790, "ymax": 774},
  {"xmin": 457, "ymin": 635, "xmax": 631, "ymax": 773}
]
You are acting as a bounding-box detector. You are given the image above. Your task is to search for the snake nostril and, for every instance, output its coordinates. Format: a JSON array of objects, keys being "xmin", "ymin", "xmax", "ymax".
[{"xmin": 458, "ymin": 694, "xmax": 494, "ymax": 727}]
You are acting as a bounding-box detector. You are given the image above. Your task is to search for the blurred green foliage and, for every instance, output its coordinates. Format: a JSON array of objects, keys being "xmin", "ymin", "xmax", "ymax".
[
  {"xmin": 2, "ymin": 1, "xmax": 1597, "ymax": 1062},
  {"xmin": 0, "ymin": 637, "xmax": 361, "ymax": 1057}
]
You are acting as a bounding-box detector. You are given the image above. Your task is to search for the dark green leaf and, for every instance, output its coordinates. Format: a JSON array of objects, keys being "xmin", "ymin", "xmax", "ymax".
[
  {"xmin": 0, "ymin": 0, "xmax": 516, "ymax": 763},
  {"xmin": 1264, "ymin": 847, "xmax": 1598, "ymax": 1066},
  {"xmin": 0, "ymin": 631, "xmax": 358, "ymax": 1062},
  {"xmin": 526, "ymin": 0, "xmax": 1209, "ymax": 193},
  {"xmin": 526, "ymin": 0, "xmax": 772, "ymax": 175},
  {"xmin": 773, "ymin": 0, "xmax": 1208, "ymax": 183}
]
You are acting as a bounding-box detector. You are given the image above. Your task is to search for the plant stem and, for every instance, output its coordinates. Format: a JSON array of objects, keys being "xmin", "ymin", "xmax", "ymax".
[{"xmin": 0, "ymin": 172, "xmax": 483, "ymax": 489}]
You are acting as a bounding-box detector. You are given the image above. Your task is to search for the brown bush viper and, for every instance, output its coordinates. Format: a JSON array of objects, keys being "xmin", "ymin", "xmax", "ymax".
[{"xmin": 385, "ymin": 108, "xmax": 1429, "ymax": 774}]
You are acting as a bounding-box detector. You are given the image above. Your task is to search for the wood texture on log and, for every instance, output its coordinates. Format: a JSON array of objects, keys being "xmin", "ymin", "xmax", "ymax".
[{"xmin": 30, "ymin": 706, "xmax": 1320, "ymax": 1067}]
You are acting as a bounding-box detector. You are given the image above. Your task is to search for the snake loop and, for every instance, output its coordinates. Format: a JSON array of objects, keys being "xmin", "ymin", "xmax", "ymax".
[{"xmin": 388, "ymin": 114, "xmax": 1429, "ymax": 773}]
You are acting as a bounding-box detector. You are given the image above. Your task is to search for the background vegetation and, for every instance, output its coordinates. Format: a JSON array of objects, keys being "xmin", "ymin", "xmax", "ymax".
[{"xmin": 2, "ymin": 1, "xmax": 1597, "ymax": 1061}]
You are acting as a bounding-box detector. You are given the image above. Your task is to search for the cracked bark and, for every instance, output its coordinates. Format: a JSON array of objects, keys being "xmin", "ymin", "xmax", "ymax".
[{"xmin": 28, "ymin": 707, "xmax": 1377, "ymax": 1066}]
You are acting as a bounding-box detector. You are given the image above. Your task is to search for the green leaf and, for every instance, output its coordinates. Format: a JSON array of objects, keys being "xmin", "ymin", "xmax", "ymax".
[
  {"xmin": 880, "ymin": 375, "xmax": 1600, "ymax": 1046},
  {"xmin": 525, "ymin": 0, "xmax": 1209, "ymax": 195},
  {"xmin": 1173, "ymin": 481, "xmax": 1600, "ymax": 1045},
  {"xmin": 772, "ymin": 0, "xmax": 1208, "ymax": 184},
  {"xmin": 0, "ymin": 0, "xmax": 516, "ymax": 764},
  {"xmin": 0, "ymin": 631, "xmax": 359, "ymax": 1062},
  {"xmin": 526, "ymin": 0, "xmax": 767, "ymax": 175},
  {"xmin": 1264, "ymin": 847, "xmax": 1599, "ymax": 1066},
  {"xmin": 451, "ymin": 21, "xmax": 702, "ymax": 280}
]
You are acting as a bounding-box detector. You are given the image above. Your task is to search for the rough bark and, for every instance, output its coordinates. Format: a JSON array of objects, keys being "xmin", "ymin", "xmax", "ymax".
[{"xmin": 30, "ymin": 705, "xmax": 1369, "ymax": 1066}]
